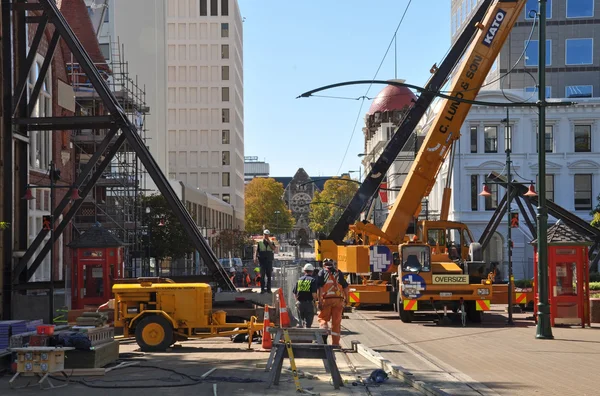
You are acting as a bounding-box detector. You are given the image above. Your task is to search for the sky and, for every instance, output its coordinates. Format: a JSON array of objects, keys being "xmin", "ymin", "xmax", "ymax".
[{"xmin": 239, "ymin": 0, "xmax": 451, "ymax": 178}]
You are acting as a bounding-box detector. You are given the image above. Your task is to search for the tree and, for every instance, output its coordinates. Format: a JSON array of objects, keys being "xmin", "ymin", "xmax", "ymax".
[
  {"xmin": 140, "ymin": 194, "xmax": 195, "ymax": 261},
  {"xmin": 214, "ymin": 229, "xmax": 253, "ymax": 258},
  {"xmin": 245, "ymin": 178, "xmax": 294, "ymax": 235},
  {"xmin": 309, "ymin": 176, "xmax": 359, "ymax": 236}
]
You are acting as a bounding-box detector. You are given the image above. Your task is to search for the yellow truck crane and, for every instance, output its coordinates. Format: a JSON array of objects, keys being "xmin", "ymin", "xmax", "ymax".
[{"xmin": 313, "ymin": 0, "xmax": 527, "ymax": 323}]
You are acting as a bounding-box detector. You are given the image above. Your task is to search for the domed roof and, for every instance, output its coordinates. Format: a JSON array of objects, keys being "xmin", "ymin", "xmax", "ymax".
[{"xmin": 368, "ymin": 80, "xmax": 417, "ymax": 115}]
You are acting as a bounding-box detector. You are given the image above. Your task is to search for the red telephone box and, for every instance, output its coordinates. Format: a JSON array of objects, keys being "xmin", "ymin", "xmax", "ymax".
[
  {"xmin": 532, "ymin": 221, "xmax": 593, "ymax": 328},
  {"xmin": 69, "ymin": 223, "xmax": 125, "ymax": 309}
]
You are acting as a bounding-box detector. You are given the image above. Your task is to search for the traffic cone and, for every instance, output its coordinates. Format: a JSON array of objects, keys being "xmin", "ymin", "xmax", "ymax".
[
  {"xmin": 278, "ymin": 288, "xmax": 291, "ymax": 328},
  {"xmin": 261, "ymin": 304, "xmax": 272, "ymax": 350}
]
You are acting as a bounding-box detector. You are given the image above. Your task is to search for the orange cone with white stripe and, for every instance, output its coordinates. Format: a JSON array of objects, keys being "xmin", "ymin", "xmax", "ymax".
[
  {"xmin": 278, "ymin": 288, "xmax": 290, "ymax": 328},
  {"xmin": 261, "ymin": 304, "xmax": 272, "ymax": 350}
]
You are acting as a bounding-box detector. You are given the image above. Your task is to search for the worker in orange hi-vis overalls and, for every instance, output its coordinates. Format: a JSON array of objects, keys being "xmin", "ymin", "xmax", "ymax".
[{"xmin": 316, "ymin": 259, "xmax": 349, "ymax": 347}]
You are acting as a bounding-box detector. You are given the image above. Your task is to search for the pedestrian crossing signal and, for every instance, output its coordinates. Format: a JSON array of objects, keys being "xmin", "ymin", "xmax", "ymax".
[
  {"xmin": 42, "ymin": 215, "xmax": 52, "ymax": 231},
  {"xmin": 510, "ymin": 212, "xmax": 519, "ymax": 228}
]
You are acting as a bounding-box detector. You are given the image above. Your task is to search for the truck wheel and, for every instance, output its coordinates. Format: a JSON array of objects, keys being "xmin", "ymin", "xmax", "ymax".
[
  {"xmin": 135, "ymin": 315, "xmax": 174, "ymax": 352},
  {"xmin": 397, "ymin": 293, "xmax": 414, "ymax": 323},
  {"xmin": 466, "ymin": 302, "xmax": 482, "ymax": 323}
]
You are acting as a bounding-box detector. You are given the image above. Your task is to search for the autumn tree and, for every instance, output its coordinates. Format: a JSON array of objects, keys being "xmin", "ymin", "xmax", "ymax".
[
  {"xmin": 140, "ymin": 194, "xmax": 195, "ymax": 261},
  {"xmin": 309, "ymin": 176, "xmax": 358, "ymax": 236},
  {"xmin": 245, "ymin": 178, "xmax": 294, "ymax": 235}
]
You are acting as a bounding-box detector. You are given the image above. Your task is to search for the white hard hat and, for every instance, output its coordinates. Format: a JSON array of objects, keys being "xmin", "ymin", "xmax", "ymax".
[
  {"xmin": 303, "ymin": 263, "xmax": 314, "ymax": 272},
  {"xmin": 229, "ymin": 267, "xmax": 236, "ymax": 273},
  {"xmin": 263, "ymin": 229, "xmax": 270, "ymax": 235}
]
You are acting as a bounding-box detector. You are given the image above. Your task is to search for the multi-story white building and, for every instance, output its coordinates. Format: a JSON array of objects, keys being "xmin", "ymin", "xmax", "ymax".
[
  {"xmin": 87, "ymin": 0, "xmax": 245, "ymax": 229},
  {"xmin": 244, "ymin": 156, "xmax": 270, "ymax": 183}
]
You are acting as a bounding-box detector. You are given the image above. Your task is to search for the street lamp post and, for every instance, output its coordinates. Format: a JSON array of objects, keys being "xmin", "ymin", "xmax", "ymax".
[
  {"xmin": 536, "ymin": 0, "xmax": 553, "ymax": 339},
  {"xmin": 348, "ymin": 168, "xmax": 362, "ymax": 182},
  {"xmin": 274, "ymin": 210, "xmax": 280, "ymax": 240},
  {"xmin": 502, "ymin": 109, "xmax": 515, "ymax": 326},
  {"xmin": 145, "ymin": 207, "xmax": 153, "ymax": 277}
]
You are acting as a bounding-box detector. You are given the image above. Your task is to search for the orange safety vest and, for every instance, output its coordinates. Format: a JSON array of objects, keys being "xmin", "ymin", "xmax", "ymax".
[{"xmin": 321, "ymin": 270, "xmax": 343, "ymax": 299}]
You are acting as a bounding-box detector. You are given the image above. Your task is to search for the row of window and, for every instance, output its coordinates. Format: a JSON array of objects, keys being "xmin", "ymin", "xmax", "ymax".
[
  {"xmin": 470, "ymin": 123, "xmax": 592, "ymax": 154},
  {"xmin": 169, "ymin": 150, "xmax": 232, "ymax": 168},
  {"xmin": 170, "ymin": 171, "xmax": 231, "ymax": 188},
  {"xmin": 28, "ymin": 57, "xmax": 53, "ymax": 171},
  {"xmin": 200, "ymin": 0, "xmax": 229, "ymax": 17},
  {"xmin": 470, "ymin": 173, "xmax": 593, "ymax": 211},
  {"xmin": 185, "ymin": 199, "xmax": 232, "ymax": 232},
  {"xmin": 523, "ymin": 85, "xmax": 595, "ymax": 99},
  {"xmin": 452, "ymin": 0, "xmax": 595, "ymax": 36},
  {"xmin": 525, "ymin": 39, "xmax": 595, "ymax": 68}
]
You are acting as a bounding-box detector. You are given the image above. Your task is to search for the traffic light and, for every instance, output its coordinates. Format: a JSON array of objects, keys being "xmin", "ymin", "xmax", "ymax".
[{"xmin": 510, "ymin": 212, "xmax": 519, "ymax": 228}]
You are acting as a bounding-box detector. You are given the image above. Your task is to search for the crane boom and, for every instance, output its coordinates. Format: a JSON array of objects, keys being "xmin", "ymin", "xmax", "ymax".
[
  {"xmin": 382, "ymin": 0, "xmax": 527, "ymax": 242},
  {"xmin": 325, "ymin": 0, "xmax": 495, "ymax": 244}
]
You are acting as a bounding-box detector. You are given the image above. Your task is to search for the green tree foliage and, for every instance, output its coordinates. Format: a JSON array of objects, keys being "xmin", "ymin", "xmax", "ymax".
[
  {"xmin": 309, "ymin": 176, "xmax": 358, "ymax": 236},
  {"xmin": 215, "ymin": 229, "xmax": 253, "ymax": 258},
  {"xmin": 140, "ymin": 194, "xmax": 195, "ymax": 260},
  {"xmin": 0, "ymin": 222, "xmax": 9, "ymax": 230},
  {"xmin": 245, "ymin": 178, "xmax": 294, "ymax": 235}
]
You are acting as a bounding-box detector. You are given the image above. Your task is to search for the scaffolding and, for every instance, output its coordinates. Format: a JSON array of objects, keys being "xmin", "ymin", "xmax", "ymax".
[{"xmin": 66, "ymin": 37, "xmax": 149, "ymax": 269}]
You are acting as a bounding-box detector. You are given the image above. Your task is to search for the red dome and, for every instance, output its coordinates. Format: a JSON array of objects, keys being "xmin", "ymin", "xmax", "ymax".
[{"xmin": 367, "ymin": 81, "xmax": 417, "ymax": 114}]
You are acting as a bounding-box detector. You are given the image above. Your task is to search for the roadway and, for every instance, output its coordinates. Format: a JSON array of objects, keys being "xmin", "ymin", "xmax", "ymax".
[{"xmin": 342, "ymin": 305, "xmax": 599, "ymax": 396}]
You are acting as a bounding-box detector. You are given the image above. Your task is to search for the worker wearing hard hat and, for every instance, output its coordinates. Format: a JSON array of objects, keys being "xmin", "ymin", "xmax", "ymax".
[
  {"xmin": 292, "ymin": 263, "xmax": 318, "ymax": 328},
  {"xmin": 253, "ymin": 267, "xmax": 261, "ymax": 287},
  {"xmin": 253, "ymin": 229, "xmax": 277, "ymax": 294},
  {"xmin": 316, "ymin": 259, "xmax": 349, "ymax": 346}
]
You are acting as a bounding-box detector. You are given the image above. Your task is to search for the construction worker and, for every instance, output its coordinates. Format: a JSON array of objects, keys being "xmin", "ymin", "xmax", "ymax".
[
  {"xmin": 292, "ymin": 263, "xmax": 318, "ymax": 328},
  {"xmin": 229, "ymin": 266, "xmax": 246, "ymax": 287},
  {"xmin": 253, "ymin": 267, "xmax": 261, "ymax": 287},
  {"xmin": 316, "ymin": 259, "xmax": 349, "ymax": 347},
  {"xmin": 241, "ymin": 267, "xmax": 251, "ymax": 287},
  {"xmin": 254, "ymin": 229, "xmax": 277, "ymax": 294}
]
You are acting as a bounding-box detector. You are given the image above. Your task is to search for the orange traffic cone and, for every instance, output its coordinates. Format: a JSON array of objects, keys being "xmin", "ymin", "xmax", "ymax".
[
  {"xmin": 261, "ymin": 304, "xmax": 272, "ymax": 350},
  {"xmin": 278, "ymin": 288, "xmax": 291, "ymax": 328}
]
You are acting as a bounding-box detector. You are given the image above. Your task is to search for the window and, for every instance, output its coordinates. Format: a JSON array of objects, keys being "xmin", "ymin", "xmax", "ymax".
[
  {"xmin": 484, "ymin": 126, "xmax": 498, "ymax": 153},
  {"xmin": 471, "ymin": 175, "xmax": 479, "ymax": 211},
  {"xmin": 221, "ymin": 44, "xmax": 229, "ymax": 59},
  {"xmin": 567, "ymin": 0, "xmax": 594, "ymax": 18},
  {"xmin": 574, "ymin": 174, "xmax": 592, "ymax": 210},
  {"xmin": 200, "ymin": 0, "xmax": 207, "ymax": 16},
  {"xmin": 566, "ymin": 38, "xmax": 593, "ymax": 65},
  {"xmin": 222, "ymin": 151, "xmax": 230, "ymax": 165},
  {"xmin": 99, "ymin": 43, "xmax": 110, "ymax": 60},
  {"xmin": 525, "ymin": 40, "xmax": 551, "ymax": 66},
  {"xmin": 222, "ymin": 172, "xmax": 230, "ymax": 187},
  {"xmin": 27, "ymin": 57, "xmax": 52, "ymax": 170},
  {"xmin": 525, "ymin": 86, "xmax": 552, "ymax": 99},
  {"xmin": 221, "ymin": 23, "xmax": 229, "ymax": 37},
  {"xmin": 536, "ymin": 125, "xmax": 553, "ymax": 153},
  {"xmin": 222, "ymin": 193, "xmax": 230, "ymax": 204},
  {"xmin": 470, "ymin": 126, "xmax": 477, "ymax": 153},
  {"xmin": 546, "ymin": 174, "xmax": 555, "ymax": 202},
  {"xmin": 221, "ymin": 65, "xmax": 229, "ymax": 80},
  {"xmin": 222, "ymin": 129, "xmax": 230, "ymax": 144},
  {"xmin": 525, "ymin": 0, "xmax": 552, "ymax": 19},
  {"xmin": 221, "ymin": 0, "xmax": 228, "ymax": 16},
  {"xmin": 566, "ymin": 85, "xmax": 593, "ymax": 98},
  {"xmin": 222, "ymin": 87, "xmax": 229, "ymax": 101},
  {"xmin": 574, "ymin": 125, "xmax": 591, "ymax": 152},
  {"xmin": 222, "ymin": 109, "xmax": 230, "ymax": 123},
  {"xmin": 211, "ymin": 0, "xmax": 218, "ymax": 16},
  {"xmin": 484, "ymin": 175, "xmax": 498, "ymax": 211}
]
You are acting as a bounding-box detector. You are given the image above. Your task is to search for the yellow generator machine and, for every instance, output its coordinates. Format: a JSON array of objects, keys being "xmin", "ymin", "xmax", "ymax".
[{"xmin": 113, "ymin": 278, "xmax": 262, "ymax": 351}]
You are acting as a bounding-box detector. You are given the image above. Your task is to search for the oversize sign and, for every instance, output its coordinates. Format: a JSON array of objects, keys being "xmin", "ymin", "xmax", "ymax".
[
  {"xmin": 432, "ymin": 275, "xmax": 469, "ymax": 285},
  {"xmin": 482, "ymin": 9, "xmax": 507, "ymax": 47}
]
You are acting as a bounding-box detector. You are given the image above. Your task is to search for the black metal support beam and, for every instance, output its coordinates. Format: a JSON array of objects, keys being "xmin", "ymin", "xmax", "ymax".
[
  {"xmin": 479, "ymin": 192, "xmax": 511, "ymax": 251},
  {"xmin": 36, "ymin": 0, "xmax": 235, "ymax": 290},
  {"xmin": 11, "ymin": 2, "xmax": 43, "ymax": 11},
  {"xmin": 513, "ymin": 196, "xmax": 537, "ymax": 237},
  {"xmin": 326, "ymin": 0, "xmax": 494, "ymax": 243},
  {"xmin": 14, "ymin": 127, "xmax": 120, "ymax": 282},
  {"xmin": 26, "ymin": 132, "xmax": 127, "ymax": 279},
  {"xmin": 12, "ymin": 14, "xmax": 48, "ymax": 114},
  {"xmin": 2, "ymin": 0, "xmax": 15, "ymax": 319},
  {"xmin": 14, "ymin": 116, "xmax": 115, "ymax": 130},
  {"xmin": 27, "ymin": 30, "xmax": 59, "ymax": 117}
]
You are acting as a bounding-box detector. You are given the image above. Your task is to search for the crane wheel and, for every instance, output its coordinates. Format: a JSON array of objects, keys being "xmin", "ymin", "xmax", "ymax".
[{"xmin": 135, "ymin": 315, "xmax": 174, "ymax": 352}]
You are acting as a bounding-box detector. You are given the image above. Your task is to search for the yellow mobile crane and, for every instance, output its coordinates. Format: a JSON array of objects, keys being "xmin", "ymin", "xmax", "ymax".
[{"xmin": 313, "ymin": 0, "xmax": 527, "ymax": 323}]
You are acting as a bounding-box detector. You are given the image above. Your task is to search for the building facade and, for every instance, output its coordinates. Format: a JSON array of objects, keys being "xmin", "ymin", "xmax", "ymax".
[
  {"xmin": 244, "ymin": 156, "xmax": 270, "ymax": 183},
  {"xmin": 88, "ymin": 0, "xmax": 245, "ymax": 228}
]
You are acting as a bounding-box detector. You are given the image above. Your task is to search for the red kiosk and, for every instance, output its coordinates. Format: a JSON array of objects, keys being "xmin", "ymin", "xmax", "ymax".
[
  {"xmin": 532, "ymin": 221, "xmax": 593, "ymax": 328},
  {"xmin": 69, "ymin": 223, "xmax": 125, "ymax": 309}
]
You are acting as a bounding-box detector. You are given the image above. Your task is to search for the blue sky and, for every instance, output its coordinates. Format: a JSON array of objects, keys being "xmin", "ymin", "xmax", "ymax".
[{"xmin": 239, "ymin": 0, "xmax": 451, "ymax": 177}]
